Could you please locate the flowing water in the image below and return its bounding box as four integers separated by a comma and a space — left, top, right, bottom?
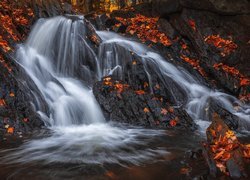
97, 31, 250, 131
0, 15, 250, 178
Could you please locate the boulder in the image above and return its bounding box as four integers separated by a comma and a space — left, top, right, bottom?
204, 113, 249, 178
93, 78, 197, 130
152, 0, 181, 16
152, 0, 250, 16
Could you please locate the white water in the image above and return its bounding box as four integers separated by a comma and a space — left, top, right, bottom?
97, 31, 250, 132
1, 16, 167, 165
2, 15, 249, 165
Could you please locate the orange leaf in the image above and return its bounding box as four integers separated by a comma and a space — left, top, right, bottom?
7, 127, 14, 134
169, 119, 177, 127
144, 107, 150, 113
188, 19, 196, 31
221, 152, 231, 161
0, 99, 6, 106
161, 108, 168, 115
180, 167, 190, 174
214, 149, 225, 160
240, 78, 250, 86
216, 162, 227, 173
135, 90, 145, 95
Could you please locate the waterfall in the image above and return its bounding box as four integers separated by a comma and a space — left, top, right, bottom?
1, 16, 167, 165
17, 16, 104, 126
2, 15, 249, 165
96, 31, 250, 131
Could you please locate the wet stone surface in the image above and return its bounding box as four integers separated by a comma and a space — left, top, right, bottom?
94, 78, 197, 130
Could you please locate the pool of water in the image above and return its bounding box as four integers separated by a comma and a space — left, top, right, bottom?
0, 126, 208, 180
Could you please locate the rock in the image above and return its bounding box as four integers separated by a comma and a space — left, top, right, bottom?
93, 78, 197, 130
157, 18, 176, 39
152, 0, 250, 16
167, 8, 250, 97
0, 0, 58, 136
204, 113, 248, 178
208, 99, 239, 130
207, 0, 250, 15
152, 0, 181, 16
226, 159, 242, 178
32, 0, 72, 18
0, 55, 45, 135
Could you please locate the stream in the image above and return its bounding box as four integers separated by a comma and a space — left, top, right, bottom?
0, 15, 249, 179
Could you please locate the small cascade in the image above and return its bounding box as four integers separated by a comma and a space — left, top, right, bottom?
2, 16, 166, 165
97, 31, 250, 130
2, 15, 249, 166
17, 16, 104, 126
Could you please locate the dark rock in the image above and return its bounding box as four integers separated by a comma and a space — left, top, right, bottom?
208, 99, 239, 130
204, 114, 248, 178
167, 8, 250, 96
157, 18, 176, 39
0, 53, 45, 135
32, 0, 72, 18
93, 79, 197, 130
152, 0, 250, 16
180, 0, 250, 15
226, 159, 242, 178
152, 0, 181, 16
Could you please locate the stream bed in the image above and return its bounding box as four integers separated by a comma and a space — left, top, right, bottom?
0, 126, 207, 180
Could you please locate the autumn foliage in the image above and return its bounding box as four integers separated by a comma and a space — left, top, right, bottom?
180, 55, 206, 76
115, 14, 172, 46
188, 19, 196, 31
103, 77, 129, 95
214, 63, 250, 87
0, 0, 34, 72
206, 114, 250, 175
204, 35, 237, 57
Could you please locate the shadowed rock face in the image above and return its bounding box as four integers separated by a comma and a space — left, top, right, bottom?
0, 51, 46, 136
152, 0, 250, 92
204, 114, 249, 178
153, 0, 250, 15
93, 79, 197, 130
0, 0, 73, 136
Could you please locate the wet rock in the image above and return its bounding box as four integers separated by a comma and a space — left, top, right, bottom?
166, 8, 250, 97
157, 18, 176, 39
93, 79, 196, 130
152, 0, 250, 16
208, 99, 239, 130
0, 54, 45, 136
32, 0, 72, 18
0, 0, 57, 136
226, 159, 242, 178
204, 113, 249, 178
152, 0, 181, 16
181, 0, 250, 15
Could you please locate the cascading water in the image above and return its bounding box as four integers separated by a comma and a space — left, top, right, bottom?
1, 15, 249, 166
1, 16, 167, 165
96, 31, 250, 131
17, 16, 104, 126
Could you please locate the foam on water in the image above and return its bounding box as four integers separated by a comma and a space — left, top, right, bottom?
2, 15, 249, 165
97, 31, 250, 132
1, 16, 167, 165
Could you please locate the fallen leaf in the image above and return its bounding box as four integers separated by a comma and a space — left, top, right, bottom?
169, 119, 177, 127
7, 127, 14, 134
144, 107, 150, 113
161, 108, 168, 115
